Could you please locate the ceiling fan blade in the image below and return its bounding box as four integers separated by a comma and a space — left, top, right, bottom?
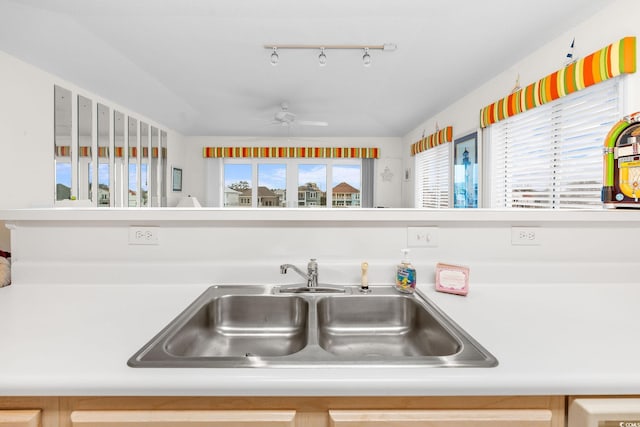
297, 120, 329, 127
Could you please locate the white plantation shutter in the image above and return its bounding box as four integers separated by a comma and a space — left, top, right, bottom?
415, 143, 450, 208
490, 77, 621, 209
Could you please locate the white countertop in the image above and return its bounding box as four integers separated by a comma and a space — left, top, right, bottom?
1, 281, 639, 396
2, 207, 638, 224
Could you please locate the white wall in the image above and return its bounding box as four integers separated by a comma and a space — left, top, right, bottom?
402, 0, 640, 207
0, 50, 53, 210
0, 49, 186, 249
8, 212, 640, 286
183, 136, 404, 208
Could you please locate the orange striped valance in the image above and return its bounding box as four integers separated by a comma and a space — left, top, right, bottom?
203, 146, 380, 159
480, 36, 636, 128
55, 146, 166, 158
410, 126, 453, 156
55, 146, 71, 157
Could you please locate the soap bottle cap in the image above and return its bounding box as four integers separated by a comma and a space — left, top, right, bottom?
401, 248, 411, 264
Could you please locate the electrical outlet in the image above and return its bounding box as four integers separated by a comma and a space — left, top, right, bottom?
511, 227, 540, 246
407, 226, 438, 247
129, 226, 159, 245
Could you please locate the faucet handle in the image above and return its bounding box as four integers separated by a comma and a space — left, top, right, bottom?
307, 258, 318, 287
360, 261, 371, 293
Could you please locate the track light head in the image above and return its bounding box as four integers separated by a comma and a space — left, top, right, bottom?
362, 48, 372, 67
318, 47, 327, 66
270, 47, 279, 66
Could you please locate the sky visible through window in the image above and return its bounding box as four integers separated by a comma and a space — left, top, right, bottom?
298, 164, 326, 191
57, 163, 112, 188
224, 164, 252, 188
332, 164, 360, 190
140, 164, 148, 192
224, 163, 361, 192
258, 164, 285, 190
56, 163, 71, 187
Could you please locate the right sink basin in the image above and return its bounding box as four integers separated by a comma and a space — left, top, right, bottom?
317, 295, 461, 357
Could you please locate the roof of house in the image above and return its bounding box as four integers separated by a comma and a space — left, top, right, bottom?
224, 187, 241, 194
332, 182, 359, 194
298, 182, 323, 192
241, 186, 279, 197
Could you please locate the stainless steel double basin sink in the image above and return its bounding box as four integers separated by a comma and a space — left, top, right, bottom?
128, 284, 497, 368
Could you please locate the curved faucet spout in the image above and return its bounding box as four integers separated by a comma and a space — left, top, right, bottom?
280, 263, 305, 277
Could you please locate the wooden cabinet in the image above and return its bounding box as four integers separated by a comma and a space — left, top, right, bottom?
0, 396, 566, 427
329, 409, 553, 427
0, 399, 56, 427
70, 410, 295, 427
0, 410, 41, 427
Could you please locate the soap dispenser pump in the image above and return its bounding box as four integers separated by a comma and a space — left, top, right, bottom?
395, 249, 416, 293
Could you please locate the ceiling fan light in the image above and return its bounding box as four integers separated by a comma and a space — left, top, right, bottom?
318, 48, 327, 66
270, 48, 279, 66
362, 48, 372, 67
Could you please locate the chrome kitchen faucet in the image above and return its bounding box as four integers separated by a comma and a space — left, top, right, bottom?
280, 258, 318, 287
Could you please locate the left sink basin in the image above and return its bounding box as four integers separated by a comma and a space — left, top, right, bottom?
165, 295, 309, 358
128, 285, 311, 367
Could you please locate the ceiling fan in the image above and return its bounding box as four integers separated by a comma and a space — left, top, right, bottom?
271, 102, 328, 127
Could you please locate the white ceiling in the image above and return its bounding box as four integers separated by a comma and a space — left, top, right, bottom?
0, 0, 610, 138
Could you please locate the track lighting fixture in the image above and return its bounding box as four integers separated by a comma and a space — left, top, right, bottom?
265, 43, 396, 67
362, 47, 372, 67
270, 47, 279, 66
318, 47, 327, 66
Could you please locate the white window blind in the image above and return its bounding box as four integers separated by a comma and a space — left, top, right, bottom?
415, 143, 450, 208
490, 77, 621, 209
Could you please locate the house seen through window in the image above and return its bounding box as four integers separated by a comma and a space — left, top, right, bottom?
223, 160, 362, 208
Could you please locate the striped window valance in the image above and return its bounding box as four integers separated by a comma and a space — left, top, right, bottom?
480, 36, 636, 128
203, 146, 380, 159
55, 146, 71, 157
410, 126, 453, 156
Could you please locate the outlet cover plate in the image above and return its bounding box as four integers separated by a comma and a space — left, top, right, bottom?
511, 227, 540, 246
129, 226, 159, 245
407, 226, 438, 247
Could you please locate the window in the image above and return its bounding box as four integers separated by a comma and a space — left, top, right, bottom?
53, 85, 168, 207
298, 164, 327, 208
224, 163, 251, 207
128, 162, 138, 207
332, 164, 361, 208
55, 161, 71, 200
54, 85, 72, 201
97, 103, 111, 207
415, 143, 450, 208
489, 78, 621, 209
453, 133, 478, 208
258, 163, 286, 207
220, 159, 365, 208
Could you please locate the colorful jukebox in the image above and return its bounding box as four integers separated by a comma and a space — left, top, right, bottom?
602, 112, 640, 207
